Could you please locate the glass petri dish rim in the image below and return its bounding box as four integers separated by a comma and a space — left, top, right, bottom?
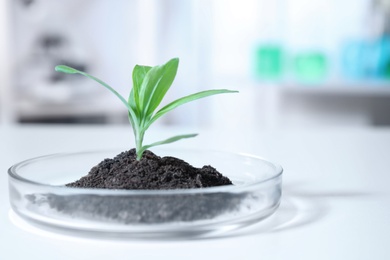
8, 148, 283, 196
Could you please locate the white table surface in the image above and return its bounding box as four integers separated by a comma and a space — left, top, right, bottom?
1, 125, 389, 260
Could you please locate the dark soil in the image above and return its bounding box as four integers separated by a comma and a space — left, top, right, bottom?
66, 149, 233, 190
27, 191, 244, 224
26, 149, 244, 224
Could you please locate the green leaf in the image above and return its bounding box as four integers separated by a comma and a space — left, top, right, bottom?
55, 65, 128, 107
146, 89, 238, 128
131, 65, 152, 112
55, 65, 139, 128
55, 65, 79, 74
128, 89, 139, 118
139, 58, 179, 120
137, 133, 198, 159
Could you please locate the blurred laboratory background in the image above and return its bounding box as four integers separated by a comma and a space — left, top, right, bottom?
0, 0, 390, 128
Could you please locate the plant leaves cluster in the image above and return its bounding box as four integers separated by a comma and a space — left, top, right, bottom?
55, 58, 237, 160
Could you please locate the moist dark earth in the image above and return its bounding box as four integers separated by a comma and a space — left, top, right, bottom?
66, 149, 233, 190
27, 149, 245, 224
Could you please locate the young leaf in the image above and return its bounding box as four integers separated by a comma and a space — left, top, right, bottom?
131, 65, 152, 112
139, 58, 179, 119
128, 89, 138, 114
146, 89, 238, 128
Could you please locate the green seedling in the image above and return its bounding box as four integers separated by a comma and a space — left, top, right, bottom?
55, 58, 237, 160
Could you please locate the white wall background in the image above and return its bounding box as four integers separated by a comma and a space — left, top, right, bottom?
0, 0, 12, 124
2, 0, 389, 128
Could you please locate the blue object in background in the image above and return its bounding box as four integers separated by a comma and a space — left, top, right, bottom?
341, 40, 369, 79
376, 36, 390, 79
342, 36, 390, 80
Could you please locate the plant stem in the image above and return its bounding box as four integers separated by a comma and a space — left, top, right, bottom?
135, 131, 145, 160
